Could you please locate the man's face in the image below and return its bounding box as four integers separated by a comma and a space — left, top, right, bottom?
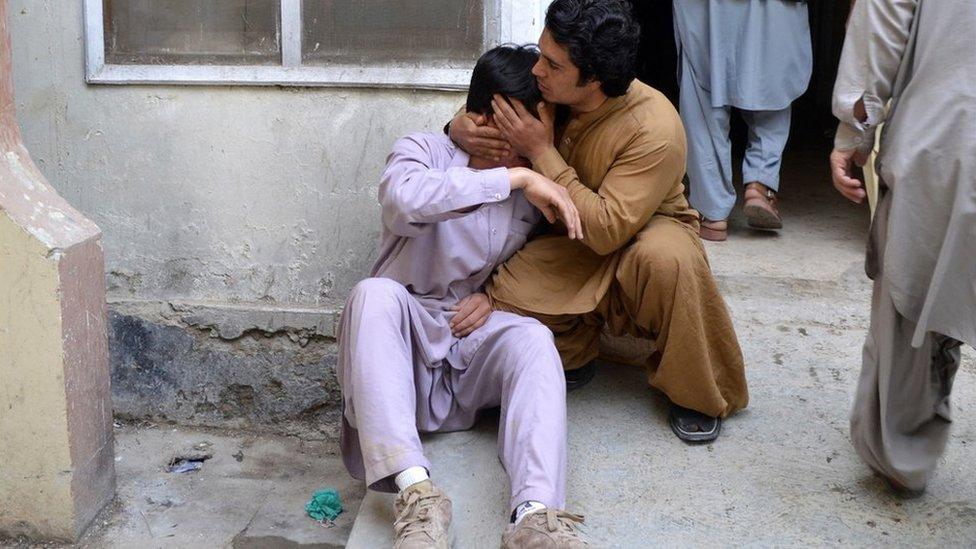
532, 28, 600, 106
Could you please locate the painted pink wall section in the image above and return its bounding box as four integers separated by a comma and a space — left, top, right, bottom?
0, 0, 115, 541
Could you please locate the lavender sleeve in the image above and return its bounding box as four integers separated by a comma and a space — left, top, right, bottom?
379, 135, 511, 237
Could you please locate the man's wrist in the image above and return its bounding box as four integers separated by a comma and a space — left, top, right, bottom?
447, 113, 467, 146
531, 146, 568, 184
507, 168, 526, 190
527, 144, 557, 166
447, 116, 459, 142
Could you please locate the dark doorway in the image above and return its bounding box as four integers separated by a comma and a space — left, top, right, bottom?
630, 2, 679, 105
802, 1, 856, 134
628, 1, 854, 142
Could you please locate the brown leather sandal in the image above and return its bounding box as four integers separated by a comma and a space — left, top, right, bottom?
743, 182, 783, 230
699, 217, 728, 242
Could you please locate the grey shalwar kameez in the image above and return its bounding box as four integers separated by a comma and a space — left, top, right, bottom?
674, 0, 812, 220
833, 0, 976, 490
338, 132, 569, 510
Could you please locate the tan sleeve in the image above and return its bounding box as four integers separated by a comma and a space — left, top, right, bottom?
533, 135, 683, 256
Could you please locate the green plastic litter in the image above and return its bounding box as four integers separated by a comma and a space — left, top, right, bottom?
305, 489, 343, 522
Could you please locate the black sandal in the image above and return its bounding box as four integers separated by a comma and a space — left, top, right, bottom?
669, 403, 721, 443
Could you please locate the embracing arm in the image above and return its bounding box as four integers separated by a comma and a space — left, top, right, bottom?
379, 135, 511, 237
380, 135, 581, 240
487, 95, 680, 255
532, 136, 684, 256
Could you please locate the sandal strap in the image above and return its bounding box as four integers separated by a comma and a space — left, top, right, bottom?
746, 182, 776, 199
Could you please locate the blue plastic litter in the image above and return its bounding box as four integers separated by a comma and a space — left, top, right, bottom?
167, 459, 204, 473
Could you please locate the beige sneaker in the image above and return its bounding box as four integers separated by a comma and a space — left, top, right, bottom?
501, 509, 587, 548
393, 480, 453, 549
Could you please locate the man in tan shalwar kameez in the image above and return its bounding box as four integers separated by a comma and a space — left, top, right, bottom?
831, 0, 975, 491
451, 0, 748, 442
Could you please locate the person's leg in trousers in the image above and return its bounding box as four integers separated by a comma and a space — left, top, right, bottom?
740, 107, 791, 229
678, 45, 735, 225
337, 277, 432, 489
612, 216, 749, 418
740, 107, 792, 193
850, 272, 962, 492
451, 312, 568, 511
489, 301, 603, 374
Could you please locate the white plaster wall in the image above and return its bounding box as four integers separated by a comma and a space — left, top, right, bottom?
9, 0, 483, 309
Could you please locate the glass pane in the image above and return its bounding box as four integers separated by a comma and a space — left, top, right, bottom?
302, 0, 484, 66
104, 0, 280, 65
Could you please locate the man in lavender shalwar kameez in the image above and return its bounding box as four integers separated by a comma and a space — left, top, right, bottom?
337, 45, 588, 548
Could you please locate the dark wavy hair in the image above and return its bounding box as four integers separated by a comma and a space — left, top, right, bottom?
466, 44, 542, 118
545, 0, 641, 97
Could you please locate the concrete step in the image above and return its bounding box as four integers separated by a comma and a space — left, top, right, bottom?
50, 426, 366, 548
346, 422, 510, 548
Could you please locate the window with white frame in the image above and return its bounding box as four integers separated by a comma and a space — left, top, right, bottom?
85, 0, 546, 89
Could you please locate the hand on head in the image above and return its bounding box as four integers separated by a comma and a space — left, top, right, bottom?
491, 95, 556, 163
450, 112, 511, 162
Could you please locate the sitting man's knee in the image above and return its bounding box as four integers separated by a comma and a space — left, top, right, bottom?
348, 277, 410, 315
351, 277, 407, 301
521, 322, 556, 349
504, 321, 563, 376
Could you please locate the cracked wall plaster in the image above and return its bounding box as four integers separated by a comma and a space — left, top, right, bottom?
10, 0, 467, 307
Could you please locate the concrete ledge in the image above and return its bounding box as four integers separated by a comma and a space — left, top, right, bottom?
170, 300, 339, 343
104, 298, 656, 440
103, 271, 868, 442
107, 301, 343, 441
